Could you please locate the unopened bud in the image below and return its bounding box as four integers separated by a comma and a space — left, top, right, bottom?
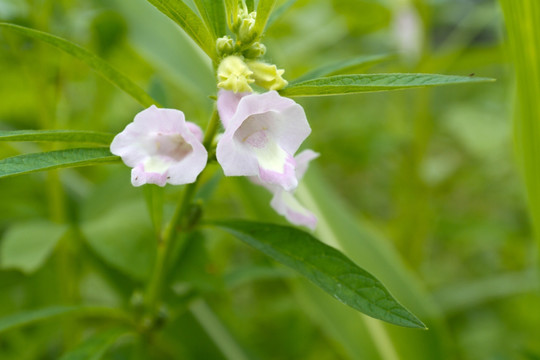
247, 61, 288, 90
216, 36, 234, 56
243, 42, 266, 59
217, 55, 254, 93
238, 11, 257, 43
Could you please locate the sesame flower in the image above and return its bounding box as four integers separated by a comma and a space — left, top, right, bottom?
216, 90, 311, 191
110, 105, 207, 187
253, 150, 319, 230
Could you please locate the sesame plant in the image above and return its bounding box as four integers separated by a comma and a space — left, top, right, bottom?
0, 0, 518, 358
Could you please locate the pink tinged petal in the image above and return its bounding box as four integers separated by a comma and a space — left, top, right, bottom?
294, 149, 320, 180
216, 91, 311, 187
258, 151, 298, 191
110, 105, 208, 187
271, 189, 317, 230
217, 90, 249, 129
131, 164, 168, 187
186, 122, 203, 142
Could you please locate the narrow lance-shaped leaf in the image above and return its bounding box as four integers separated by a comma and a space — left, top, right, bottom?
211, 220, 426, 328
267, 0, 298, 29
291, 54, 392, 84
280, 73, 494, 97
245, 0, 255, 12
254, 0, 278, 36
0, 148, 120, 179
224, 0, 239, 30
0, 130, 114, 145
0, 23, 157, 108
499, 0, 540, 253
59, 328, 131, 360
0, 306, 129, 334
145, 0, 216, 60
193, 0, 227, 38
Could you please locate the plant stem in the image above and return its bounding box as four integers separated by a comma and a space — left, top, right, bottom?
145, 108, 221, 313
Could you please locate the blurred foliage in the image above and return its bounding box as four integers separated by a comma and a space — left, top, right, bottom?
0, 0, 538, 359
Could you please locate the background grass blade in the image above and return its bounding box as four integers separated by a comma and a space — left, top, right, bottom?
58, 328, 131, 360
146, 0, 216, 60
499, 0, 540, 252
0, 148, 120, 179
280, 73, 494, 97
291, 54, 391, 83
0, 23, 157, 108
190, 300, 251, 360
0, 130, 114, 145
254, 0, 278, 36
211, 220, 426, 329
193, 0, 227, 38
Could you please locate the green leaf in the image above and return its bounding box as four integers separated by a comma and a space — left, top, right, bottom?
59, 328, 130, 360
280, 73, 495, 97
291, 54, 391, 83
0, 306, 128, 334
0, 23, 157, 108
1, 220, 68, 273
193, 0, 227, 38
210, 220, 426, 329
254, 0, 278, 36
81, 201, 156, 281
0, 148, 120, 179
145, 0, 216, 60
0, 130, 114, 145
499, 0, 540, 254
0, 306, 79, 333
245, 0, 255, 12
224, 0, 239, 29
267, 0, 297, 29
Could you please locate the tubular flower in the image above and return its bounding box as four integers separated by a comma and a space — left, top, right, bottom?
110, 105, 207, 187
216, 90, 311, 191
253, 150, 319, 230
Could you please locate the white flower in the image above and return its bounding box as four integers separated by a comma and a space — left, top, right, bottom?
216, 90, 311, 191
110, 105, 207, 187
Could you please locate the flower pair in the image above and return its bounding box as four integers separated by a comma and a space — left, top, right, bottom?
110, 90, 317, 229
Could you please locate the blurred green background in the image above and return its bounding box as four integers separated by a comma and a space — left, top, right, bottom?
1, 0, 538, 359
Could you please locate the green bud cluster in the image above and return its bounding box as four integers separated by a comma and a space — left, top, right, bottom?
215, 3, 288, 93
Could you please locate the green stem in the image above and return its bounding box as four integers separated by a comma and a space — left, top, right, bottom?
203, 109, 221, 149
145, 108, 221, 313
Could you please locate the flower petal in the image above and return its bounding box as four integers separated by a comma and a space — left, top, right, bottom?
250, 149, 319, 229
294, 149, 320, 181
270, 189, 317, 230
217, 90, 248, 129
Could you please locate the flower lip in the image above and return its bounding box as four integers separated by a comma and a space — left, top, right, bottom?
110, 105, 208, 187
251, 149, 320, 230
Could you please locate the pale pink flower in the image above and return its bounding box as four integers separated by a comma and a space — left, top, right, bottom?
110, 105, 207, 187
216, 90, 311, 191
253, 150, 319, 230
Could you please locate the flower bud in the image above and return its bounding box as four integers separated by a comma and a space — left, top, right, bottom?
217, 55, 255, 93
238, 11, 257, 43
216, 35, 234, 56
246, 61, 288, 90
243, 42, 266, 59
